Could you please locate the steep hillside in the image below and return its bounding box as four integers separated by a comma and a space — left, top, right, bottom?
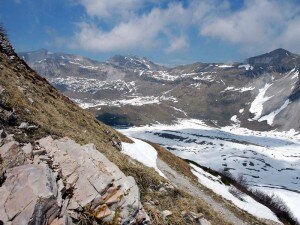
20, 49, 300, 132
0, 27, 265, 225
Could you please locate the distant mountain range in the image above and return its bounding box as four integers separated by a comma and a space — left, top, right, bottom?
19, 48, 300, 131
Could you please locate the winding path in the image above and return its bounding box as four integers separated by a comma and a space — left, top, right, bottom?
157, 158, 251, 225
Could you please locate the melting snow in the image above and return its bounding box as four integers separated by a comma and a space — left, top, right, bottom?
258, 100, 290, 125
217, 64, 233, 68
118, 119, 300, 222
72, 96, 160, 109
291, 71, 299, 80
223, 86, 255, 92
249, 83, 272, 120
191, 164, 280, 223
121, 137, 165, 177
238, 64, 253, 71
230, 115, 239, 123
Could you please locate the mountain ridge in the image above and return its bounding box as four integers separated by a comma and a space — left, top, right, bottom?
1, 25, 274, 225
19, 47, 300, 69
19, 47, 300, 131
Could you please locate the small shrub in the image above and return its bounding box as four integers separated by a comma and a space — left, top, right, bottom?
250, 190, 297, 225
218, 170, 297, 224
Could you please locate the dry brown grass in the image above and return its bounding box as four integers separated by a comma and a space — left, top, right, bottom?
147, 141, 271, 225
147, 141, 197, 180
0, 52, 260, 225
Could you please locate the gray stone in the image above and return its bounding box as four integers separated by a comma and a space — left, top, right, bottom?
0, 163, 60, 225
19, 122, 29, 129
32, 149, 46, 156
198, 218, 211, 225
22, 143, 33, 156
162, 210, 173, 219
0, 141, 19, 156
28, 98, 34, 105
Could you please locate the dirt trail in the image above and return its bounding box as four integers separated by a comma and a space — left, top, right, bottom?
157, 158, 250, 225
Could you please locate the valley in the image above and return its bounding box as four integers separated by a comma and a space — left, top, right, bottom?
118, 119, 300, 222
19, 48, 300, 224
2, 1, 300, 224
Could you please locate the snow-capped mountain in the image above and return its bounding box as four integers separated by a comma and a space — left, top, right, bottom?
19, 48, 300, 132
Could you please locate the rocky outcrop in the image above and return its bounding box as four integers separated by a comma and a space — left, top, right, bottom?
0, 132, 149, 225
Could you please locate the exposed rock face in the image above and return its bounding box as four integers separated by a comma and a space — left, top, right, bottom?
0, 133, 149, 225
0, 163, 60, 225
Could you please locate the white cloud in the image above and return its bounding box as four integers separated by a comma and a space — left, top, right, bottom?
165, 35, 189, 53
74, 2, 191, 52
73, 0, 300, 54
200, 0, 300, 53
78, 0, 141, 20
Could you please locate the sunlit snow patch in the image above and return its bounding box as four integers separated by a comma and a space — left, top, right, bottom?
217, 64, 233, 68
258, 99, 290, 125
121, 137, 166, 178
190, 164, 280, 223
238, 64, 253, 70
249, 83, 272, 120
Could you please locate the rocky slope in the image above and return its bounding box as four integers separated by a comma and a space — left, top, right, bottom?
20, 48, 300, 132
0, 26, 150, 225
0, 134, 148, 224
1, 26, 266, 225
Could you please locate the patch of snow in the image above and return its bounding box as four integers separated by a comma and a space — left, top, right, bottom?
50, 77, 136, 93
239, 108, 244, 113
218, 64, 233, 68
230, 115, 239, 123
139, 70, 145, 76
291, 71, 299, 80
255, 187, 300, 223
249, 83, 272, 120
72, 96, 160, 109
193, 74, 214, 82
121, 137, 165, 177
36, 59, 46, 63
223, 86, 255, 92
191, 164, 280, 223
238, 64, 253, 70
258, 100, 290, 125
171, 106, 187, 116
159, 95, 178, 103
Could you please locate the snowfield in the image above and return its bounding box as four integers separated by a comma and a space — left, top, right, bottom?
119, 119, 300, 222
121, 137, 166, 178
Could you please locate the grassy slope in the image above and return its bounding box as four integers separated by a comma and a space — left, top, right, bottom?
148, 141, 273, 225
0, 49, 234, 224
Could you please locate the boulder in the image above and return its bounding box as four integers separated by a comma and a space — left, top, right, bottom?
0, 163, 60, 225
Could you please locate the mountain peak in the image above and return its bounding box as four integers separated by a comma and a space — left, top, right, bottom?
107, 54, 161, 70
268, 48, 292, 57
247, 48, 298, 67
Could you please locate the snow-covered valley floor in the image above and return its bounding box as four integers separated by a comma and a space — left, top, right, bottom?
118, 119, 300, 223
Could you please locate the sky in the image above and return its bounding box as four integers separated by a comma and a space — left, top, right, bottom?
0, 0, 300, 65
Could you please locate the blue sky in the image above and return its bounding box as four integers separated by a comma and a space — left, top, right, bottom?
1, 0, 300, 65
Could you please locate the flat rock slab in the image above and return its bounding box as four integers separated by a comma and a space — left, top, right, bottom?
0, 135, 149, 224
0, 163, 60, 225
